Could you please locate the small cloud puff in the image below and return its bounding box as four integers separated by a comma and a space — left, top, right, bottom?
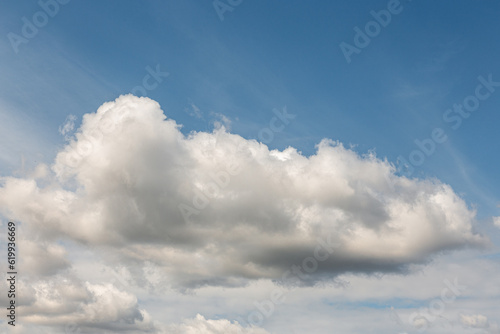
460, 314, 489, 328
58, 114, 77, 138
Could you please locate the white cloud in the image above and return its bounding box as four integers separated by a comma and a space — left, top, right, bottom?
19, 278, 156, 333
211, 112, 232, 130
460, 314, 489, 328
185, 103, 203, 119
20, 239, 71, 277
0, 95, 487, 291
493, 216, 500, 228
165, 314, 270, 334
59, 114, 77, 138
30, 163, 49, 179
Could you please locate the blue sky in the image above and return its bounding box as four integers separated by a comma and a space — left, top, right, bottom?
1, 1, 500, 333
2, 1, 500, 217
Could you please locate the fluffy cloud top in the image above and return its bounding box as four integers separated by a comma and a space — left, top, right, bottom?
0, 95, 487, 289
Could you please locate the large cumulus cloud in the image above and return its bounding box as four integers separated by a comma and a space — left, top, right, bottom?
0, 95, 487, 289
